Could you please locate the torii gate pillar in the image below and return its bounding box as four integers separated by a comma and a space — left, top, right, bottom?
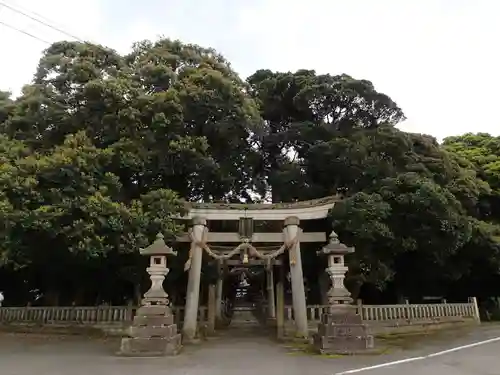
182, 217, 206, 341
284, 216, 308, 338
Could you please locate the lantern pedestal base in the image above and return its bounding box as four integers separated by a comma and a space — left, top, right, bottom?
313, 308, 374, 355
118, 305, 181, 357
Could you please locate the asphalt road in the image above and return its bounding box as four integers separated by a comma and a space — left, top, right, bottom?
339, 339, 500, 375
335, 325, 500, 375
1, 325, 499, 375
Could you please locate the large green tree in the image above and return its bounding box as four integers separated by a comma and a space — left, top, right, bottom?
2, 40, 262, 203
444, 133, 500, 220
0, 132, 184, 304
246, 68, 499, 301
0, 38, 264, 304
1, 37, 500, 307
247, 70, 405, 202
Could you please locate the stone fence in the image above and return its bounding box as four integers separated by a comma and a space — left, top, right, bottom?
0, 298, 479, 327
285, 298, 480, 324
0, 305, 207, 326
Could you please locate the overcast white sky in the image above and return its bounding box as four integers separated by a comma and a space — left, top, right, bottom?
0, 0, 498, 141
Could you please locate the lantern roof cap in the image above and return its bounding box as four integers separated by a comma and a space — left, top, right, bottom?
317, 231, 354, 255
140, 233, 177, 256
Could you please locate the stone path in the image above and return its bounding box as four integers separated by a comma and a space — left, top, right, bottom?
1, 325, 500, 375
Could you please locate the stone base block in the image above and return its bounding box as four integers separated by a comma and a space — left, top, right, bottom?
135, 305, 171, 317
133, 314, 174, 326
320, 311, 362, 324
317, 323, 369, 337
313, 311, 374, 355
119, 334, 181, 357
118, 303, 181, 357
128, 324, 178, 338
313, 333, 374, 355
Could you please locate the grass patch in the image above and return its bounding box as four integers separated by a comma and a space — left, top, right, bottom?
374, 324, 476, 351
281, 336, 392, 358
283, 342, 393, 358
281, 324, 477, 358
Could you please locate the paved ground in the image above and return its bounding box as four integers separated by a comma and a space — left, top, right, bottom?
357, 340, 500, 375
1, 325, 500, 375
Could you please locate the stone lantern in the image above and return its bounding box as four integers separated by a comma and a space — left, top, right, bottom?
119, 233, 182, 357
313, 230, 374, 354
317, 230, 355, 310
140, 233, 177, 304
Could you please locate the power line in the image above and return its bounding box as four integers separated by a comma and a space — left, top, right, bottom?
4, 0, 68, 35
0, 1, 116, 58
0, 1, 83, 42
0, 19, 50, 44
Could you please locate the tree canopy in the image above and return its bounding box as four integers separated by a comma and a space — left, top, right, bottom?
1, 38, 499, 307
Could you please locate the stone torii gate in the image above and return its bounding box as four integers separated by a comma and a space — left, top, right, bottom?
175, 196, 340, 341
